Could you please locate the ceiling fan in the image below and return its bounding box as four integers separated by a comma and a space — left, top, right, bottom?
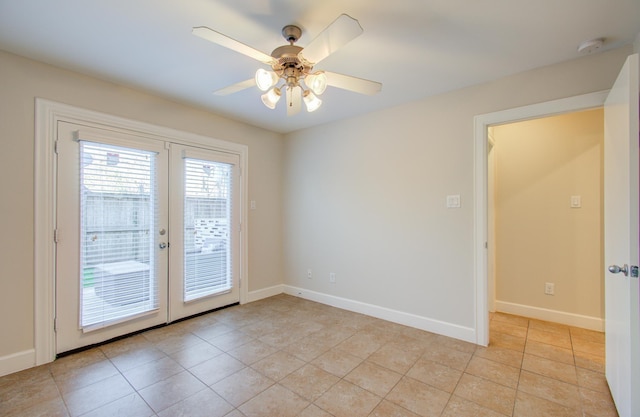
192, 14, 382, 115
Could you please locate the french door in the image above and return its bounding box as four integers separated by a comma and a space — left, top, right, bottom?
55, 122, 240, 353
168, 144, 240, 322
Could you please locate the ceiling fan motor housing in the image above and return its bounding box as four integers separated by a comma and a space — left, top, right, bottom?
270, 44, 312, 86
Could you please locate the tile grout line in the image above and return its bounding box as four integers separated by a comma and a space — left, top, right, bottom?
568, 326, 588, 417
509, 316, 530, 417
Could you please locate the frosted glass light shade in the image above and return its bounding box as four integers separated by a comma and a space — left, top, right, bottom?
261, 87, 281, 109
304, 71, 327, 95
303, 90, 322, 112
255, 68, 278, 91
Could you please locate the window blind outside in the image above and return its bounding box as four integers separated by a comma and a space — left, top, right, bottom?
183, 158, 233, 302
80, 141, 159, 330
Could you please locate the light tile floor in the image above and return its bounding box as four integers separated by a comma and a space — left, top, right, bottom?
0, 295, 618, 416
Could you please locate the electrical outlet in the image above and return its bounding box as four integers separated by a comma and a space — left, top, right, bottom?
307, 269, 312, 279
329, 272, 336, 283
544, 282, 555, 295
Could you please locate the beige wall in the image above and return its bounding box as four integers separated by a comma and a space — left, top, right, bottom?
283, 46, 630, 330
0, 50, 285, 358
492, 110, 604, 320
0, 43, 633, 366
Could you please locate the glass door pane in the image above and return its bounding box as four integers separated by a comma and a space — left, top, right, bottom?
79, 142, 159, 330
183, 158, 233, 301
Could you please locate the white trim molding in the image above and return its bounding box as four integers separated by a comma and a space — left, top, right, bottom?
247, 284, 285, 303
0, 350, 35, 378
495, 301, 604, 332
34, 98, 249, 366
473, 91, 609, 346
245, 284, 476, 343
283, 286, 476, 343
34, 99, 58, 366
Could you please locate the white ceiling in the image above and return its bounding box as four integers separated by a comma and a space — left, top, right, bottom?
1, 0, 638, 133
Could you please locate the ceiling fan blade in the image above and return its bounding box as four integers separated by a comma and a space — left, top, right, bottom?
213, 78, 256, 96
193, 26, 276, 65
286, 86, 302, 116
325, 71, 382, 95
299, 14, 363, 65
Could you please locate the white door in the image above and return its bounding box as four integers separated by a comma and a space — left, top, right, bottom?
168, 144, 241, 322
56, 122, 241, 353
56, 122, 169, 353
603, 53, 640, 417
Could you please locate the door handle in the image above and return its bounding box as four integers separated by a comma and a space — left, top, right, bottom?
608, 264, 628, 276
608, 264, 639, 278
159, 242, 167, 249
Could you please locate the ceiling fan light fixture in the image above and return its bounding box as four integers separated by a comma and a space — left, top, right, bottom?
255, 68, 278, 91
194, 14, 381, 117
261, 87, 281, 109
305, 71, 328, 95
303, 90, 322, 112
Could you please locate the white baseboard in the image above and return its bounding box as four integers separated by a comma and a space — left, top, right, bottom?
495, 300, 604, 331
246, 284, 285, 303
284, 285, 476, 343
2, 286, 479, 377
0, 349, 35, 377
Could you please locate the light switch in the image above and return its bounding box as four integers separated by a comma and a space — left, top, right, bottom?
570, 196, 581, 208
250, 200, 256, 210
446, 195, 461, 208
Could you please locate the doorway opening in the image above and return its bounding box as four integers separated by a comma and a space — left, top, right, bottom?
473, 91, 609, 346
486, 110, 606, 363
488, 109, 604, 330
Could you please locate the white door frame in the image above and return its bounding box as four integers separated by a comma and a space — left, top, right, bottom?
473, 91, 608, 346
34, 99, 249, 365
